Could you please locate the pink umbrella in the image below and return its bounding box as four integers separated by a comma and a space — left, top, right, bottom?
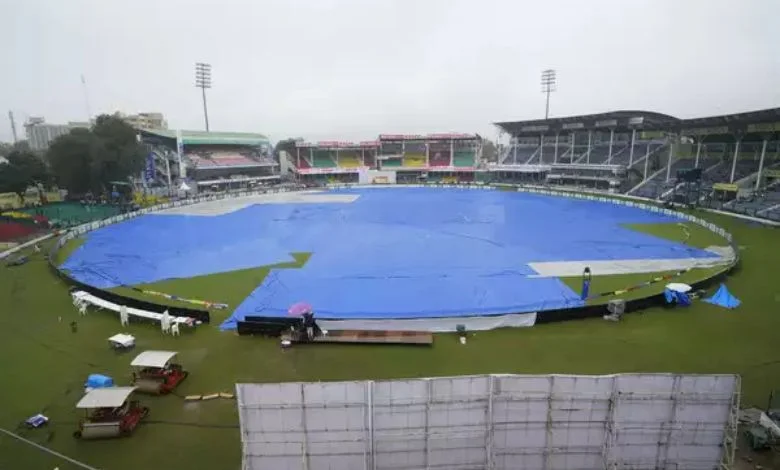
288, 302, 313, 317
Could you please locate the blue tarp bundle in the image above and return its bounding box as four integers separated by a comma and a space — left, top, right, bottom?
664, 289, 691, 306
704, 284, 741, 309
85, 374, 113, 389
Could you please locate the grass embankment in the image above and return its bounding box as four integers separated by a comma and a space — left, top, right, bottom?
0, 212, 777, 470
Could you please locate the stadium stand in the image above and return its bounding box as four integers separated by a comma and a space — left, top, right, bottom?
402, 154, 426, 167
381, 158, 403, 168
312, 149, 336, 168
187, 150, 266, 169
502, 146, 537, 165
337, 151, 362, 168
380, 141, 403, 155
453, 141, 477, 167
362, 149, 377, 168
402, 142, 426, 168
296, 154, 312, 169
429, 143, 451, 167
493, 108, 780, 222
138, 129, 278, 192
453, 150, 476, 167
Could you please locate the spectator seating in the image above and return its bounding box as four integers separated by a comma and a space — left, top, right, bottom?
429, 144, 451, 167
536, 146, 558, 163
402, 153, 426, 168
503, 146, 537, 165
705, 159, 759, 184
363, 151, 376, 168
188, 151, 267, 169
337, 152, 361, 168
580, 146, 611, 164
380, 143, 403, 155
453, 149, 475, 167
296, 155, 312, 169
312, 150, 336, 168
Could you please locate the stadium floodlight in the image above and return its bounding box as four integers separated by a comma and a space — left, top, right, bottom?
195, 62, 212, 132
540, 69, 557, 120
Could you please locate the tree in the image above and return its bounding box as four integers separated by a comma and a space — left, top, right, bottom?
47, 114, 145, 195
47, 128, 97, 195
0, 150, 50, 204
481, 139, 498, 162
90, 114, 145, 189
0, 142, 12, 158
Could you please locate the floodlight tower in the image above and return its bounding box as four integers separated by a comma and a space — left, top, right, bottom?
195, 63, 212, 132
540, 69, 557, 119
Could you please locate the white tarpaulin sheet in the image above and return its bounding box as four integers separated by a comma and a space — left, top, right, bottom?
236, 373, 739, 470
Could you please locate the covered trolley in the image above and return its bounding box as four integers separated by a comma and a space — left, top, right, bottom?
130, 350, 188, 395
74, 386, 148, 440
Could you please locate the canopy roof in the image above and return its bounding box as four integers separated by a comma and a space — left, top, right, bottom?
76, 386, 137, 409
495, 110, 678, 136
140, 129, 269, 146
131, 350, 178, 368
496, 108, 780, 140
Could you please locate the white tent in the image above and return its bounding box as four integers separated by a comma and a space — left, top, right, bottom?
179, 181, 191, 192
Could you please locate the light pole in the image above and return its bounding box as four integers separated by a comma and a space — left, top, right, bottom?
540, 69, 557, 120
195, 63, 212, 131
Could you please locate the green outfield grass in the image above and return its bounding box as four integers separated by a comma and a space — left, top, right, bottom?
559, 220, 732, 304
0, 209, 778, 470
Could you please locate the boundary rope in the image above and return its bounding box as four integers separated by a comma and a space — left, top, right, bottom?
0, 427, 101, 470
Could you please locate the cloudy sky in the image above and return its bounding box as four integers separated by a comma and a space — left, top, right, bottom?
2, 0, 779, 143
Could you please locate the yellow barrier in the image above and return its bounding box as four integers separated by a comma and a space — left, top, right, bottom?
184, 392, 235, 401
133, 192, 170, 207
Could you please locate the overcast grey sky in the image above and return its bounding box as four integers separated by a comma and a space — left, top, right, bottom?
2, 0, 779, 143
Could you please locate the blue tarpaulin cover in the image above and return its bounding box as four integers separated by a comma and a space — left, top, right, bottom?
664, 289, 691, 306
58, 188, 720, 328
85, 374, 114, 389
704, 284, 741, 309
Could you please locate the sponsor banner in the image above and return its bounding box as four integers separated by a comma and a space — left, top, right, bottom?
521, 125, 549, 132
379, 134, 425, 141
426, 133, 478, 140
297, 141, 378, 149
317, 141, 358, 148
379, 134, 478, 141
713, 183, 739, 192
747, 122, 780, 133
296, 167, 365, 175
640, 131, 664, 140
425, 166, 477, 172
144, 153, 155, 182
684, 126, 729, 136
